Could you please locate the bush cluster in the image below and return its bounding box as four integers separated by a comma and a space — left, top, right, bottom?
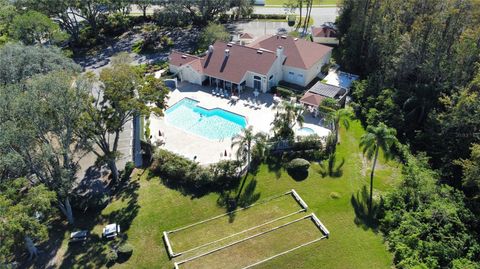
250, 14, 287, 20
117, 243, 133, 257
269, 136, 325, 161
151, 149, 241, 193
286, 158, 310, 172
153, 8, 192, 27
273, 86, 294, 98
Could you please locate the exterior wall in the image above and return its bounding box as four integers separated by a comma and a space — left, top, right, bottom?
313, 37, 339, 45
169, 64, 179, 74
305, 50, 332, 85
265, 54, 285, 91
171, 64, 204, 85
282, 50, 332, 87
244, 71, 268, 92
282, 66, 308, 86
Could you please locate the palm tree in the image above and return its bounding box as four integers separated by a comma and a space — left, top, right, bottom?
271, 101, 304, 140
359, 122, 398, 213
322, 108, 351, 144
231, 126, 266, 171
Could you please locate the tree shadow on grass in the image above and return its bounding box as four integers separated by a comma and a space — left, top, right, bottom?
58, 178, 140, 268
286, 168, 309, 181
217, 175, 261, 223
318, 153, 345, 178
350, 185, 383, 232
266, 156, 283, 179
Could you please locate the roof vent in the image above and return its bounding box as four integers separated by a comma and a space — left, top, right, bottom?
256, 49, 263, 54
227, 42, 234, 47
225, 49, 230, 57
208, 45, 214, 53
281, 35, 287, 39
181, 55, 187, 59
294, 38, 298, 41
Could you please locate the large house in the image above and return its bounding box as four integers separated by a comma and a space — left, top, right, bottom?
168, 35, 332, 94
311, 23, 339, 45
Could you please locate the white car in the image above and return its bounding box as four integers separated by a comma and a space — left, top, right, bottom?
102, 223, 120, 239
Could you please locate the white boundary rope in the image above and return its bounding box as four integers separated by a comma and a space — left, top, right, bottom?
241, 235, 328, 269
168, 190, 293, 234
311, 212, 330, 237
175, 214, 312, 266
163, 231, 180, 258
291, 189, 309, 210
178, 208, 306, 256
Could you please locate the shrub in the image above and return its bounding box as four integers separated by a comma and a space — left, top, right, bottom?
105, 249, 118, 264
117, 243, 133, 257
153, 7, 192, 27
285, 158, 310, 181
151, 149, 241, 193
274, 86, 294, 98
250, 14, 286, 20
132, 40, 144, 54
102, 13, 131, 36
209, 160, 242, 189
286, 158, 310, 171
330, 192, 341, 199
122, 161, 135, 181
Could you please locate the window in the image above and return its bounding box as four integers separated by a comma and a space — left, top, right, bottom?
254, 75, 261, 80
269, 75, 274, 80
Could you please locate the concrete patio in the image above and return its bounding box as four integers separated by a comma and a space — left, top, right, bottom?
149, 82, 330, 165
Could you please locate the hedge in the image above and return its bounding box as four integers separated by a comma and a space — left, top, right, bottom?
151, 149, 241, 193
286, 158, 310, 172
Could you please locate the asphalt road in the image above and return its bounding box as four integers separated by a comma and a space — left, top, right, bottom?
254, 7, 339, 24
129, 5, 339, 25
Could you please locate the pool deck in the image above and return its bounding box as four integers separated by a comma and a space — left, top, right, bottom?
150, 82, 330, 165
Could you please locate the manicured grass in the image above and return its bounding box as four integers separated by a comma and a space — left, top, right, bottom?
168, 193, 302, 254
178, 217, 322, 269
265, 0, 338, 6
53, 118, 399, 268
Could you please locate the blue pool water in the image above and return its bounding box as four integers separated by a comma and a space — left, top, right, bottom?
165, 98, 247, 140
297, 127, 315, 136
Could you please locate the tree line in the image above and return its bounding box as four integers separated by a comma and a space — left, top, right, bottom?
0, 44, 169, 262
0, 0, 254, 45
337, 0, 480, 267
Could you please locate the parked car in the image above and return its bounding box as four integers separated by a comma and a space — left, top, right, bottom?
69, 230, 89, 244
102, 223, 120, 239
277, 27, 288, 35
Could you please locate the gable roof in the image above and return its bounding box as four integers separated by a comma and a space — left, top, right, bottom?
240, 32, 254, 39
169, 41, 277, 84
312, 27, 337, 38
169, 51, 201, 68
201, 41, 276, 83
249, 35, 332, 70
299, 91, 326, 107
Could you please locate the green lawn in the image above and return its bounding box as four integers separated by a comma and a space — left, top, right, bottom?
264, 0, 339, 6
52, 119, 400, 268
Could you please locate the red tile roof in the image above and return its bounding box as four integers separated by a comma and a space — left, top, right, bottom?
169, 41, 277, 84
299, 91, 326, 107
249, 35, 332, 69
312, 27, 337, 38
169, 51, 201, 68
240, 32, 254, 39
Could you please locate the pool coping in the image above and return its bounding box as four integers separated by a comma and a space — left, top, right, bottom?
165, 97, 249, 142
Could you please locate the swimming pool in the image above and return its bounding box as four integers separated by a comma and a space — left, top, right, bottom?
165, 98, 247, 140
297, 127, 316, 136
